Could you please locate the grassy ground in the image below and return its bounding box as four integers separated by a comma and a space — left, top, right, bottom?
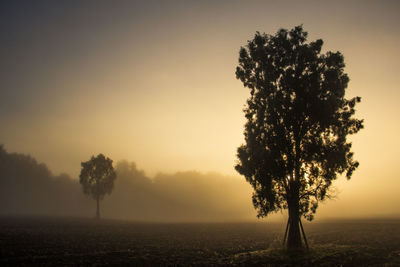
0, 216, 399, 266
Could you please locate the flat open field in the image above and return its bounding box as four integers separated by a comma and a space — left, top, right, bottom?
0, 216, 399, 266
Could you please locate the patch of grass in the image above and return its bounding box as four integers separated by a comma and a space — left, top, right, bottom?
231, 244, 398, 266
0, 217, 399, 266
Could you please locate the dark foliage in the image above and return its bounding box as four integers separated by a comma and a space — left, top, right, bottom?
79, 154, 116, 218
0, 145, 92, 215
235, 25, 363, 248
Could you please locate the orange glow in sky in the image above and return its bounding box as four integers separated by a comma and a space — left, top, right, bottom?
1, 0, 399, 219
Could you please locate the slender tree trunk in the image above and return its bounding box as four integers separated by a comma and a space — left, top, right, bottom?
96, 195, 100, 219
286, 147, 303, 250
95, 179, 100, 219
287, 205, 302, 250
287, 188, 302, 250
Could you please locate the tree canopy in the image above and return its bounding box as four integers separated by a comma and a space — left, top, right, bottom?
79, 154, 116, 218
235, 25, 363, 249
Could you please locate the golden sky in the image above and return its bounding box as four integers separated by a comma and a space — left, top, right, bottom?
0, 0, 399, 218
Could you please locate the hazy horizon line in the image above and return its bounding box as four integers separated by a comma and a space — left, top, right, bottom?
1, 143, 242, 180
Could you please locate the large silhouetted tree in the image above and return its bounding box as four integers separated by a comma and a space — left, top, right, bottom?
79, 154, 116, 219
235, 25, 363, 250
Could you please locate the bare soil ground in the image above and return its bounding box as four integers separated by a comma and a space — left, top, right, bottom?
0, 216, 399, 266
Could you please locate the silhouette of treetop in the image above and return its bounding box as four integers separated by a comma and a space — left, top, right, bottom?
79, 153, 116, 219
235, 25, 363, 249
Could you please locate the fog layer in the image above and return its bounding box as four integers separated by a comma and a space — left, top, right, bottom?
0, 145, 256, 222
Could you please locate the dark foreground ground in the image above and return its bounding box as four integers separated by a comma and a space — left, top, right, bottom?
0, 216, 399, 266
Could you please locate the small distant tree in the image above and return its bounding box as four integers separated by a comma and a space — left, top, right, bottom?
79, 154, 116, 219
235, 25, 363, 250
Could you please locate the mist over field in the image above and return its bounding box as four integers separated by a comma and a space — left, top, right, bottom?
0, 145, 256, 222
1, 0, 399, 223
2, 144, 399, 223
1, 0, 400, 265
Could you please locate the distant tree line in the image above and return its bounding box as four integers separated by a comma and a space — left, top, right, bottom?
0, 145, 254, 221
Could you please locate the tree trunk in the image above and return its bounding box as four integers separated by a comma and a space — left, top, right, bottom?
287, 199, 302, 250
286, 150, 303, 250
96, 196, 100, 219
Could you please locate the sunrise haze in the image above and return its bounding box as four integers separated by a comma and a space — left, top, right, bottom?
0, 0, 399, 220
